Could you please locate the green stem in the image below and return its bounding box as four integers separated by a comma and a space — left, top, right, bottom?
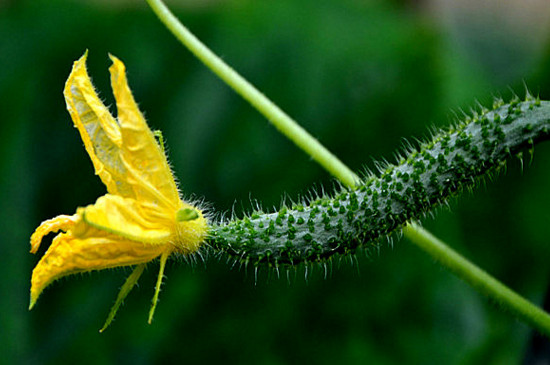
145, 0, 359, 188
404, 222, 550, 336
146, 0, 550, 336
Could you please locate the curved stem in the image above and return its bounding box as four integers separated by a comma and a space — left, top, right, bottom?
145, 0, 360, 188
404, 223, 550, 336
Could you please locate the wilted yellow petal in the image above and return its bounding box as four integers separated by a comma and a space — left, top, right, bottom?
79, 194, 172, 244
64, 52, 130, 197
64, 53, 182, 211
30, 214, 78, 254
30, 227, 168, 309
109, 55, 181, 207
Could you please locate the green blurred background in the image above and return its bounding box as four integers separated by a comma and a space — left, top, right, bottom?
2, 0, 550, 363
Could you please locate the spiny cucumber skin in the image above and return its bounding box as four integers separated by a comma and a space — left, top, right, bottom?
209, 99, 550, 266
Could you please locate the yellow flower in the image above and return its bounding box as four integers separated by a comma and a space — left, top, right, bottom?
30, 52, 208, 331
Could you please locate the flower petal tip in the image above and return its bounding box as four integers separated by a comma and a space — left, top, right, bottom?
29, 296, 36, 311
108, 53, 120, 64
74, 50, 88, 68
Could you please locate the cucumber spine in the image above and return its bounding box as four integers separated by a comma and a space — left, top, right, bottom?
208, 98, 550, 266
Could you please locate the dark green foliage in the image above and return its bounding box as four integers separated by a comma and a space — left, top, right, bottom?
209, 98, 550, 265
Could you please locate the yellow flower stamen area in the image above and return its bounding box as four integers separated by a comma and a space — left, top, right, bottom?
176, 207, 199, 222
29, 52, 209, 329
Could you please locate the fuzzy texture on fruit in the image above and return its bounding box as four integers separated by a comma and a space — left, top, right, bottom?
208, 98, 550, 267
